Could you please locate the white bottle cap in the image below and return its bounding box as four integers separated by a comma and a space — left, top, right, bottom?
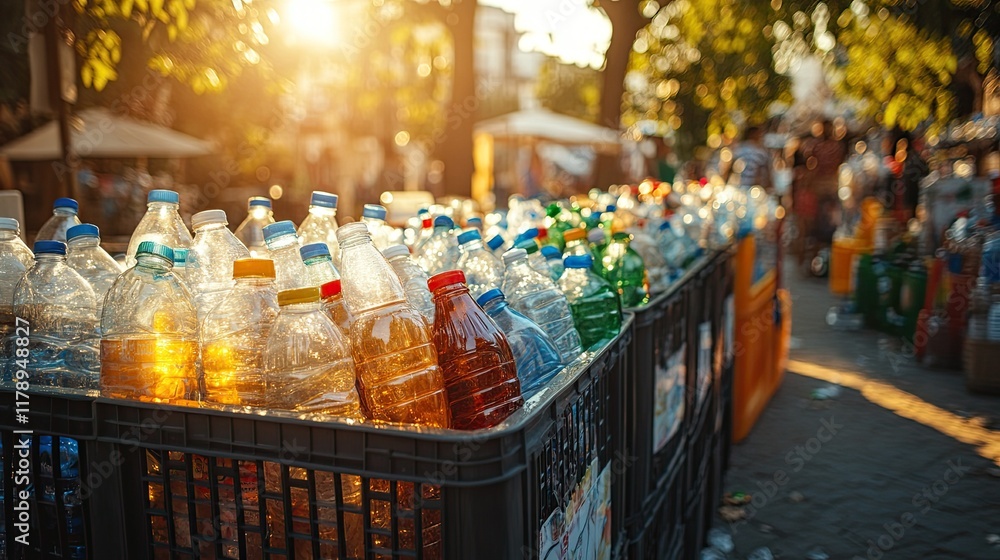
192, 209, 228, 230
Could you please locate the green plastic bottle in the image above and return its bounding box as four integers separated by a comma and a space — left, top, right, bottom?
599, 232, 649, 307
558, 255, 623, 348
544, 203, 572, 251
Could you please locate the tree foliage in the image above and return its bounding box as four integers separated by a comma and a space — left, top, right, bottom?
536, 58, 601, 122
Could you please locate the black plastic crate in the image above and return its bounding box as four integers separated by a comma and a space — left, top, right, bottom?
88, 317, 631, 559
684, 392, 715, 512
618, 447, 684, 560
682, 468, 708, 560
620, 266, 695, 544
0, 389, 122, 559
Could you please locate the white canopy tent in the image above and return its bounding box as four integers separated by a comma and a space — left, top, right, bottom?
475, 107, 621, 154
0, 107, 214, 160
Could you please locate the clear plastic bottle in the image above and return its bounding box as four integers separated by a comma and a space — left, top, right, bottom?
320, 279, 353, 335
297, 191, 341, 263
541, 245, 564, 281
429, 271, 523, 429
476, 288, 563, 400
0, 217, 34, 267
415, 215, 460, 275
413, 207, 434, 248
300, 242, 341, 288
13, 241, 99, 388
361, 204, 393, 250
587, 227, 608, 267
558, 255, 623, 348
264, 286, 364, 418
201, 258, 280, 407
125, 190, 193, 267
465, 216, 483, 230
261, 221, 310, 292
627, 227, 670, 293
187, 210, 251, 322
35, 198, 83, 244
516, 239, 553, 280
501, 248, 582, 363
514, 227, 539, 246
599, 232, 650, 307
101, 241, 199, 402
0, 227, 27, 375
234, 197, 275, 259
455, 229, 504, 299
171, 248, 189, 285
486, 233, 506, 256
336, 222, 450, 427
382, 244, 436, 323
65, 224, 123, 321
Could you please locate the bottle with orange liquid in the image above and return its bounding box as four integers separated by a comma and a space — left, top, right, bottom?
100, 241, 199, 403
320, 279, 353, 335
336, 221, 450, 427
428, 270, 523, 429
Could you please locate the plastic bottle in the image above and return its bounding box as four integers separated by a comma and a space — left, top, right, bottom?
65, 224, 123, 321
599, 232, 649, 307
413, 207, 434, 248
171, 248, 189, 284
428, 271, 522, 429
465, 216, 483, 230
455, 229, 504, 299
562, 228, 591, 259
361, 204, 393, 250
187, 210, 251, 322
297, 191, 341, 263
558, 255, 623, 348
101, 241, 199, 402
234, 197, 275, 258
261, 221, 310, 292
320, 279, 353, 335
300, 242, 341, 288
336, 222, 450, 427
35, 198, 82, 244
201, 258, 280, 407
516, 239, 553, 280
486, 233, 506, 256
476, 288, 563, 400
0, 217, 34, 267
540, 245, 564, 281
125, 190, 193, 267
627, 227, 670, 293
501, 248, 582, 362
544, 203, 573, 251
13, 241, 99, 388
381, 244, 436, 324
588, 227, 608, 271
415, 215, 460, 275
264, 286, 364, 417
514, 227, 539, 246
0, 229, 27, 375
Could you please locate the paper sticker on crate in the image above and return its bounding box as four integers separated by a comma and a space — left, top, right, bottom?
537, 459, 611, 560
653, 344, 685, 454
697, 322, 712, 408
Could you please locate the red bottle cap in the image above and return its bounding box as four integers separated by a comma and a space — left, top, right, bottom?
427, 270, 466, 292
320, 279, 342, 299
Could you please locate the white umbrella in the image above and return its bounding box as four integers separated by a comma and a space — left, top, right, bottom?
0, 107, 214, 160
476, 107, 621, 154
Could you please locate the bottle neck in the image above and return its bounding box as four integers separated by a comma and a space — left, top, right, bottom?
265, 234, 298, 250
432, 283, 470, 301
0, 231, 19, 241
147, 202, 179, 212
135, 254, 172, 272
34, 253, 66, 265
564, 267, 589, 280
249, 207, 272, 220
68, 237, 101, 249
304, 255, 332, 266
310, 206, 337, 217
194, 222, 228, 234
338, 232, 373, 250
482, 297, 507, 313
53, 208, 77, 217
279, 301, 322, 313
235, 277, 275, 287
461, 241, 485, 252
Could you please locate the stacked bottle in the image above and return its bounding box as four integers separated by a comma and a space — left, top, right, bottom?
65, 224, 123, 320
234, 197, 275, 258
297, 191, 341, 263
455, 229, 504, 299
126, 190, 192, 267
35, 198, 82, 243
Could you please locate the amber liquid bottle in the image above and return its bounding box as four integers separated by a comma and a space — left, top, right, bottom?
429, 270, 523, 430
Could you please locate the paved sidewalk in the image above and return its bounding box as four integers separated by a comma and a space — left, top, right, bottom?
710, 268, 1000, 559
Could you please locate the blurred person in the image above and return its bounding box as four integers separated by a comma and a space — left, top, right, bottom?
879, 127, 927, 222
795, 120, 846, 270
724, 126, 772, 190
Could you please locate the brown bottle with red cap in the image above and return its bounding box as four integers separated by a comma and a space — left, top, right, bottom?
428, 270, 523, 429
320, 279, 353, 335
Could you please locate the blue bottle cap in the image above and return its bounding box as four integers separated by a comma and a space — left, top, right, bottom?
300, 242, 331, 261
658, 221, 673, 232
434, 215, 454, 228
516, 228, 539, 243
466, 217, 483, 226
476, 288, 505, 307
564, 255, 593, 269
457, 229, 482, 245
249, 197, 272, 209
362, 204, 387, 220
34, 240, 67, 255
605, 204, 617, 213
147, 190, 179, 204
66, 224, 99, 241
541, 245, 561, 260
135, 241, 174, 263
53, 197, 79, 213
310, 191, 339, 209
486, 234, 504, 251
173, 248, 188, 266
262, 220, 297, 242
